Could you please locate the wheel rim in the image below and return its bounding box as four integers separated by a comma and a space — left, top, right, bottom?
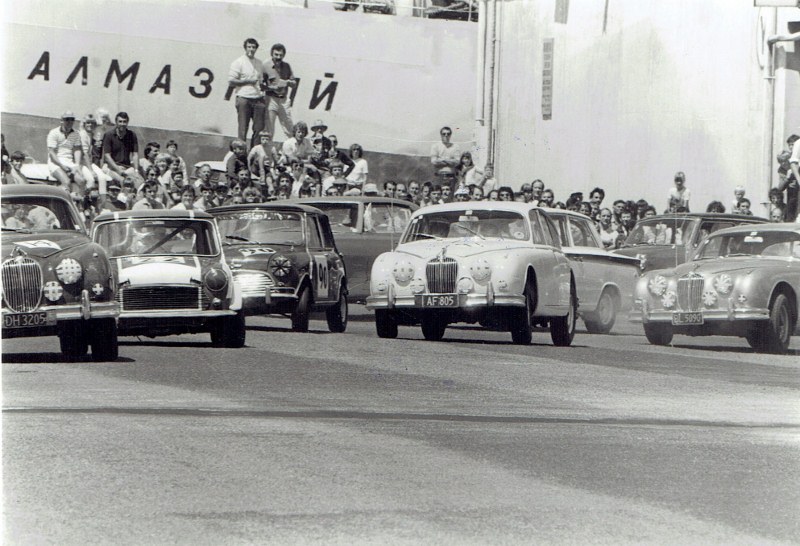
340, 295, 348, 323
776, 304, 789, 342
597, 292, 614, 325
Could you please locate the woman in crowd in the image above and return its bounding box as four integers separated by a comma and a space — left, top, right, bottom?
458, 151, 478, 188
597, 208, 619, 249
346, 143, 368, 188
497, 186, 514, 201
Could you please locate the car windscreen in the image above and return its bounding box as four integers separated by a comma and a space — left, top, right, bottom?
2, 196, 82, 232
695, 230, 800, 259
302, 203, 359, 234
622, 217, 694, 247
214, 210, 304, 246
403, 209, 529, 242
94, 219, 220, 257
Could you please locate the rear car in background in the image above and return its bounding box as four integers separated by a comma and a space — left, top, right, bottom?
546, 209, 640, 333
1, 185, 119, 360
91, 210, 246, 347
209, 203, 348, 333
632, 223, 800, 353
614, 213, 768, 273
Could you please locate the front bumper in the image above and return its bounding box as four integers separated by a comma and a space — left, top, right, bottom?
119, 309, 236, 319
2, 299, 119, 328
630, 306, 770, 324
366, 292, 525, 310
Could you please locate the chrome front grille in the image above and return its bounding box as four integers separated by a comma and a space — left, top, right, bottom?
426, 257, 458, 293
234, 271, 275, 298
677, 273, 704, 312
2, 257, 43, 312
117, 286, 208, 311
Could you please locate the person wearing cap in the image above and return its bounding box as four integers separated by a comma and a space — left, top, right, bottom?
309, 120, 332, 156
430, 126, 461, 173
102, 111, 143, 189
264, 43, 297, 140
437, 166, 457, 193
47, 111, 87, 195
454, 185, 471, 202
668, 171, 691, 212
321, 159, 348, 195
363, 183, 379, 196
97, 181, 127, 212
228, 38, 266, 148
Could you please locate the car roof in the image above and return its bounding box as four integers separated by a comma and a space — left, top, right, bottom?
0, 184, 73, 199
639, 213, 769, 222
707, 222, 800, 236
285, 196, 418, 209
93, 209, 214, 222
541, 209, 594, 221
411, 201, 545, 215
207, 202, 324, 215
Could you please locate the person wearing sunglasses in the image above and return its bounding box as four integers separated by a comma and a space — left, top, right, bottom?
430, 125, 461, 174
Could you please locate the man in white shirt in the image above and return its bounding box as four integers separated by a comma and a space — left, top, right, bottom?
430, 126, 461, 174
228, 38, 266, 148
47, 111, 87, 195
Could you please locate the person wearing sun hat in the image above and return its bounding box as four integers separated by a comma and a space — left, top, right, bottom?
46, 110, 87, 195
309, 119, 332, 157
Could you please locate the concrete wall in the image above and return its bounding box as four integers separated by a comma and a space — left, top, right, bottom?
492, 0, 775, 215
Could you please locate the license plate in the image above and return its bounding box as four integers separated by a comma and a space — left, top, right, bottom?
3, 311, 51, 328
672, 311, 703, 325
416, 294, 459, 308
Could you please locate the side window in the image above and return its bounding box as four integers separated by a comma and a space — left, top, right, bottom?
551, 215, 570, 246
528, 211, 547, 245
306, 216, 323, 249
317, 215, 336, 249
542, 215, 562, 250
571, 218, 600, 248
697, 221, 734, 246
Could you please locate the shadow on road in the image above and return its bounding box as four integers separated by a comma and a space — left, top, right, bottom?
1, 352, 135, 364
670, 343, 799, 356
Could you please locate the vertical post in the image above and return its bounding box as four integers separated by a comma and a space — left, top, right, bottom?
762, 8, 778, 218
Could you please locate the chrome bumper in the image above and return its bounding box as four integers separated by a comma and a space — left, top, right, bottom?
119, 309, 236, 319
2, 299, 119, 328
630, 307, 771, 324
366, 292, 525, 310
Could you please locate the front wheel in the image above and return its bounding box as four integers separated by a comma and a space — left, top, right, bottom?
550, 282, 577, 346
375, 309, 398, 338
759, 293, 795, 354
326, 287, 348, 333
584, 290, 617, 334
291, 285, 311, 332
643, 323, 673, 346
420, 312, 447, 341
89, 318, 119, 361
510, 281, 534, 345
59, 321, 89, 359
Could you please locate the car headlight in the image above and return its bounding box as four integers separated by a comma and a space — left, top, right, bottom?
457, 277, 474, 294
661, 290, 677, 309
203, 268, 228, 294
702, 289, 717, 307
648, 275, 667, 296
469, 259, 491, 283
714, 274, 733, 295
56, 258, 82, 284
392, 260, 414, 284
270, 255, 292, 277
636, 253, 647, 271
410, 278, 426, 294
43, 281, 63, 302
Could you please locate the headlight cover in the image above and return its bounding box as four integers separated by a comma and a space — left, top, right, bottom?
468, 259, 491, 283
43, 281, 63, 302
648, 275, 667, 296
702, 289, 718, 307
56, 258, 82, 285
661, 290, 677, 309
270, 255, 292, 277
204, 268, 228, 293
714, 274, 733, 295
392, 260, 415, 284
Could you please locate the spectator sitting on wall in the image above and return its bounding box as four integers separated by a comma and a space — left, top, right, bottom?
345, 143, 368, 189
7, 151, 29, 185
102, 111, 144, 189
668, 171, 690, 212
280, 121, 314, 165
48, 111, 87, 196
165, 140, 189, 182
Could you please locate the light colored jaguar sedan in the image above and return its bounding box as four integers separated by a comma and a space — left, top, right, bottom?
366, 202, 577, 345
632, 223, 800, 353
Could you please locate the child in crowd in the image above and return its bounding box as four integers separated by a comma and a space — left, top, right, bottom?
731, 185, 746, 213
165, 140, 188, 182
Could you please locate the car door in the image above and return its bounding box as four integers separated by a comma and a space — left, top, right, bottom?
560, 215, 602, 310
318, 214, 346, 301
305, 214, 334, 303
529, 210, 569, 313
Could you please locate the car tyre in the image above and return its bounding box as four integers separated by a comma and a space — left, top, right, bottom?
584, 289, 617, 334
510, 280, 534, 345
421, 311, 447, 341
223, 311, 247, 348
291, 285, 311, 332
326, 286, 348, 333
550, 280, 577, 346
59, 321, 89, 359
643, 323, 673, 346
90, 318, 119, 362
375, 309, 398, 338
759, 293, 794, 354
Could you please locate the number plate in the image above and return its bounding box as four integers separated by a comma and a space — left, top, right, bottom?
3, 311, 52, 329
672, 311, 703, 325
416, 294, 459, 308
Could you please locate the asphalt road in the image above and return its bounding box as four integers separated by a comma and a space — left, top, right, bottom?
3, 307, 799, 545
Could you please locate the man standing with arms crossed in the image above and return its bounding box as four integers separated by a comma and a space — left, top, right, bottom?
264, 43, 297, 140
229, 38, 267, 149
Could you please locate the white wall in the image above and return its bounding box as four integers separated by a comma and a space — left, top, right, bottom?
492, 0, 775, 215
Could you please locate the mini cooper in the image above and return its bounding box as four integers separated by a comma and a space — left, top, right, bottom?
209, 203, 348, 333
632, 223, 800, 353
365, 202, 576, 345
91, 210, 246, 347
1, 185, 119, 360
547, 209, 640, 334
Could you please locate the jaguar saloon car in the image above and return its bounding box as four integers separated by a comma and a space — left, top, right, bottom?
91, 210, 246, 347
287, 196, 417, 302
209, 203, 348, 333
546, 209, 640, 333
1, 185, 119, 361
632, 223, 800, 353
614, 213, 768, 273
365, 202, 577, 345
